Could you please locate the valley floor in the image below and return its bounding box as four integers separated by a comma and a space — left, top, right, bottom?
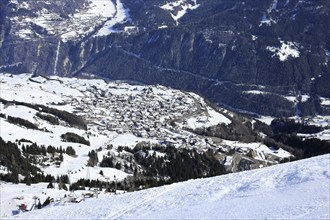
6, 154, 329, 220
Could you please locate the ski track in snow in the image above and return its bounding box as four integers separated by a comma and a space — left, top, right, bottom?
106, 185, 176, 219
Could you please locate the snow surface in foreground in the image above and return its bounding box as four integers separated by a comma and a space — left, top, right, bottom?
16, 154, 330, 219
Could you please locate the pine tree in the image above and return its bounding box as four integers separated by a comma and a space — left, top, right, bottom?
47, 181, 54, 189
43, 197, 51, 207
12, 170, 19, 184
41, 145, 47, 156
25, 175, 32, 185
66, 146, 76, 156
37, 200, 42, 209
115, 162, 122, 170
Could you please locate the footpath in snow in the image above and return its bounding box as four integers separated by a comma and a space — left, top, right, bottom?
14, 154, 330, 219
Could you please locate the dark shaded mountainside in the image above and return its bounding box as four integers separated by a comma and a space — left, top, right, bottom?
0, 0, 329, 117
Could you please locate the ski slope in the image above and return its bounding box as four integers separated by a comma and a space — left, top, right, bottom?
15, 154, 330, 219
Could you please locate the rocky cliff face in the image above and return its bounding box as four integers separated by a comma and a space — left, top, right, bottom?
0, 0, 329, 117
0, 0, 9, 48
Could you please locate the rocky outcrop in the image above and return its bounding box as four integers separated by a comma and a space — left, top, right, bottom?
0, 0, 9, 49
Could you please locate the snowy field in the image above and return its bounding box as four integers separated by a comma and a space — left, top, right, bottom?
8, 154, 330, 219
185, 106, 231, 130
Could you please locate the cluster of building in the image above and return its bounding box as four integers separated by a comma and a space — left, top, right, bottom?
61, 80, 290, 171
70, 83, 210, 149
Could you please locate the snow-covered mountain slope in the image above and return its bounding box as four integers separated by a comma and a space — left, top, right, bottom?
14, 154, 330, 219
1, 73, 329, 218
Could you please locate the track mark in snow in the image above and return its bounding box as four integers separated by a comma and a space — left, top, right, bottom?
106, 186, 175, 219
